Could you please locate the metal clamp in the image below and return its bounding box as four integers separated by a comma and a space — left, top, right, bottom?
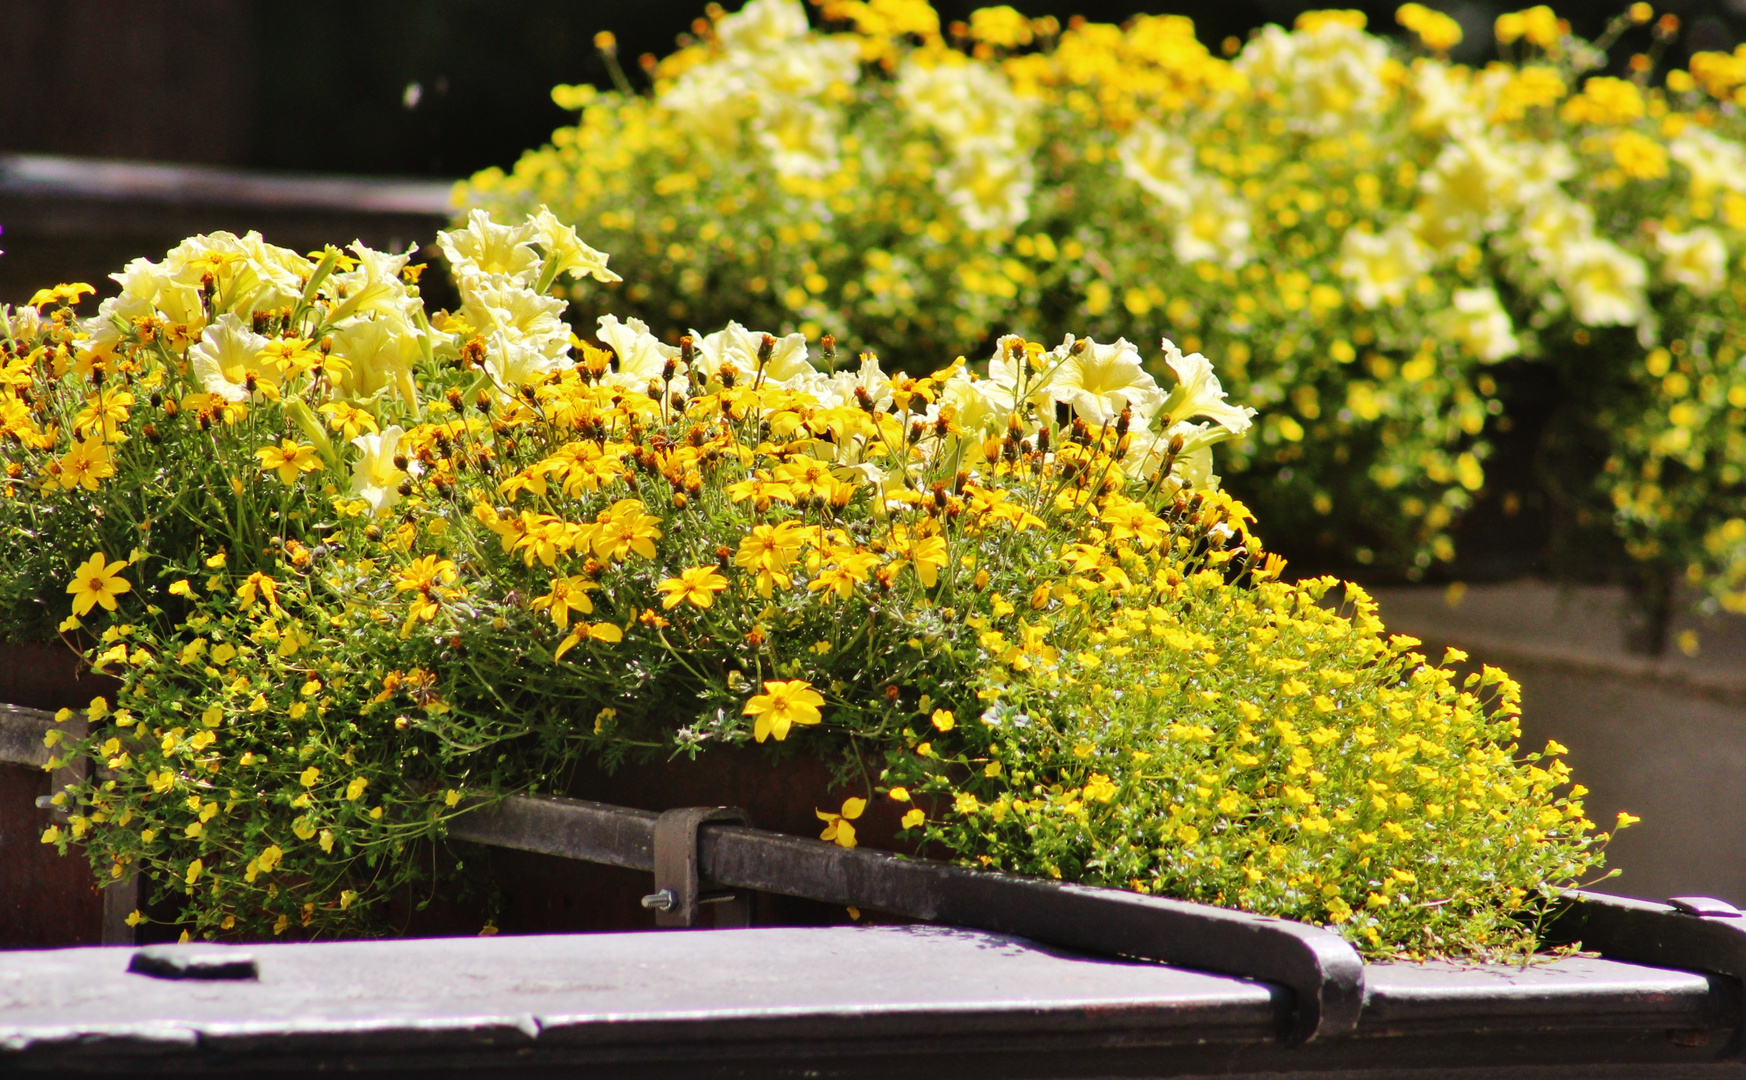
453, 795, 1364, 1042
1550, 890, 1746, 1055
643, 806, 752, 929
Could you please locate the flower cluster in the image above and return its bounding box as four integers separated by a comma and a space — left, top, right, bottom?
464, 1, 1746, 619
4, 213, 1613, 956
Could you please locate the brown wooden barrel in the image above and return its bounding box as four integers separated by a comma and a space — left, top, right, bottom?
3, 640, 915, 943
0, 642, 117, 949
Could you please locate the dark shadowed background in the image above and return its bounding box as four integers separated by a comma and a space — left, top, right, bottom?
3, 0, 1744, 179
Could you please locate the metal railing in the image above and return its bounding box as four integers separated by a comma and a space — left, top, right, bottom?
8, 699, 1746, 1053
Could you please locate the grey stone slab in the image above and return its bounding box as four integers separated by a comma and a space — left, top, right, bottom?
0, 926, 1283, 1058
1360, 956, 1729, 1029
0, 704, 54, 770
3, 927, 1743, 1077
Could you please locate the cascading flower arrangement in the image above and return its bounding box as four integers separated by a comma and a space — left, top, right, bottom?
465, 0, 1746, 630
3, 208, 1622, 958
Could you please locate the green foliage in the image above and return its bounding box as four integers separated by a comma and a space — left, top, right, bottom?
7, 211, 1618, 958
464, 0, 1746, 611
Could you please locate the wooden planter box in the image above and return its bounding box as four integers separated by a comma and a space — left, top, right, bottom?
0, 642, 902, 947
0, 644, 117, 948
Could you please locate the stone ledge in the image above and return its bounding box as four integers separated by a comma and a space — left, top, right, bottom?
0, 703, 55, 770
1369, 582, 1746, 705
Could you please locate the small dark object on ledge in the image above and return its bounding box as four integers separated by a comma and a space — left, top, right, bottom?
126, 946, 258, 981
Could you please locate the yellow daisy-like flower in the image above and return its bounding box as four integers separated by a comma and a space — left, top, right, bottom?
657, 566, 730, 609
744, 679, 825, 743
553, 620, 625, 661
27, 282, 95, 309
816, 796, 866, 848
734, 521, 805, 598
255, 438, 325, 485
531, 575, 599, 629
58, 438, 115, 491
236, 571, 278, 611
591, 499, 661, 561
257, 337, 321, 378
318, 401, 379, 440
66, 552, 132, 616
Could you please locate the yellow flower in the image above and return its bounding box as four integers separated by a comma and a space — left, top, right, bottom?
319, 401, 379, 440
531, 575, 599, 629
1611, 131, 1668, 180
967, 5, 1032, 47
744, 679, 825, 742
553, 621, 625, 660
1396, 3, 1462, 51
901, 807, 926, 829
345, 777, 369, 801
889, 786, 911, 802
930, 708, 955, 731
256, 438, 325, 485
28, 282, 95, 308
893, 528, 948, 587
168, 579, 193, 597
300, 766, 321, 788
66, 552, 132, 616
236, 572, 279, 611
58, 438, 115, 491
591, 499, 661, 561
808, 550, 880, 601
735, 521, 805, 597
185, 858, 203, 885
394, 555, 458, 594
256, 337, 322, 378
72, 389, 134, 438
1084, 772, 1118, 802
658, 566, 731, 609
816, 797, 866, 848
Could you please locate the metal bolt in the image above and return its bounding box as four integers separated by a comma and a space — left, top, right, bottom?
641, 889, 674, 912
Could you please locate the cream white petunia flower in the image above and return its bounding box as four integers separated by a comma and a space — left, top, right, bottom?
1048, 336, 1163, 427
1337, 225, 1430, 308
689, 322, 814, 386
350, 425, 411, 514
1156, 339, 1255, 435
189, 314, 274, 403
1447, 288, 1520, 363
529, 207, 620, 284
1555, 236, 1648, 327
438, 209, 539, 285
1656, 227, 1728, 298
596, 314, 683, 400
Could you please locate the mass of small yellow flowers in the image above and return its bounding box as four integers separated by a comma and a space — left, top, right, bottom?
5, 195, 1614, 955
466, 0, 1746, 623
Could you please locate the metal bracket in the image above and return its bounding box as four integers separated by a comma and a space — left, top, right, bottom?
1549, 890, 1746, 1055
643, 806, 752, 929
451, 794, 1364, 1043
